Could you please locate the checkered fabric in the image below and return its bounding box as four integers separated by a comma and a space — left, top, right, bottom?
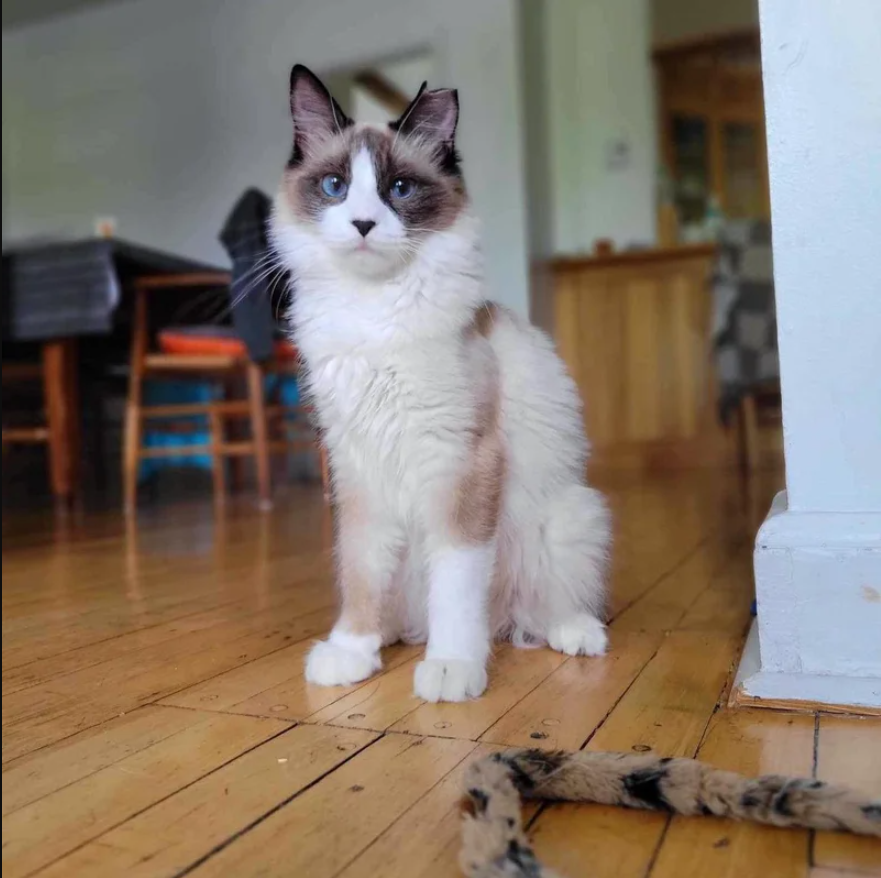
712, 220, 779, 421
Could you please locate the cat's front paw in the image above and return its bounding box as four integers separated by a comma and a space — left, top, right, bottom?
305, 639, 381, 687
547, 614, 608, 657
413, 659, 487, 702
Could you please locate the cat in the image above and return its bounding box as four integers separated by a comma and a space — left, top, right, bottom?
266, 66, 881, 878
271, 66, 611, 703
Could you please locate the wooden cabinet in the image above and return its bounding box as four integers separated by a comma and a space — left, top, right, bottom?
655, 30, 770, 235
551, 245, 730, 470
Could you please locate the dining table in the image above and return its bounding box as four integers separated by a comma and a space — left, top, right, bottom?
2, 238, 221, 506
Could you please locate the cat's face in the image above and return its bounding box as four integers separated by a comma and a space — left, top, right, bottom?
273, 66, 467, 281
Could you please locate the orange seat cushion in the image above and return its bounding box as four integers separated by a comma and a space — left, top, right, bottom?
158, 327, 298, 361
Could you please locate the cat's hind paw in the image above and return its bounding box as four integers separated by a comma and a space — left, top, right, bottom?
547, 614, 608, 657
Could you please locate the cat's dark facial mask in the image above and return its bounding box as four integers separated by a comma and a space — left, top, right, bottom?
274, 66, 468, 279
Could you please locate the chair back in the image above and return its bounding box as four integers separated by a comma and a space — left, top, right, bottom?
219, 189, 284, 363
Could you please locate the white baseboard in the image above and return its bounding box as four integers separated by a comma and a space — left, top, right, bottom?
733, 621, 881, 712
753, 491, 881, 681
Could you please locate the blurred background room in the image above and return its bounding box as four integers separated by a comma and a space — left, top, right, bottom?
2, 0, 781, 517
16, 3, 880, 877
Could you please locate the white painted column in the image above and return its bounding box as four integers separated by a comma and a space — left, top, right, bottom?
737, 1, 881, 710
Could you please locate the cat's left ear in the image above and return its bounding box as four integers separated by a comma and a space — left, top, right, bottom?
390, 84, 459, 150
288, 64, 352, 165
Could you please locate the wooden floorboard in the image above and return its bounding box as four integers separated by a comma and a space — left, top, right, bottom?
33, 725, 378, 878
186, 733, 477, 878
479, 629, 663, 750
4, 711, 291, 878
3, 470, 879, 878
813, 715, 881, 875
649, 709, 816, 878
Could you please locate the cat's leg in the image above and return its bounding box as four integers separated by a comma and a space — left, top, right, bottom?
305, 495, 403, 687
413, 538, 495, 702
413, 431, 504, 702
539, 484, 612, 657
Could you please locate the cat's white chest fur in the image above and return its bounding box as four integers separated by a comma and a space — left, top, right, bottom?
310, 354, 376, 422
304, 336, 472, 514
307, 350, 415, 484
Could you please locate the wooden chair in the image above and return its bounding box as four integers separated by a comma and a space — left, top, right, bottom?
2, 340, 80, 508
737, 380, 783, 473
123, 273, 327, 514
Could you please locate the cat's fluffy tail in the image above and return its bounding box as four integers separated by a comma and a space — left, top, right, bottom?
459, 749, 880, 878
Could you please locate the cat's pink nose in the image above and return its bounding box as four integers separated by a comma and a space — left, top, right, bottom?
352, 220, 376, 238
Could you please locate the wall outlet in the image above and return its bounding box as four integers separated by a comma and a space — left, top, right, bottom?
605, 138, 631, 171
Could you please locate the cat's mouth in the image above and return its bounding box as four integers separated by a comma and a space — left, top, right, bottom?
335, 238, 412, 279
344, 238, 396, 259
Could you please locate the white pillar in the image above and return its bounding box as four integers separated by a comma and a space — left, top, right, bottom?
738, 1, 881, 709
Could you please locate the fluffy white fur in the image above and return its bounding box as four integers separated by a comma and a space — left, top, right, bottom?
305, 630, 382, 687
273, 123, 611, 702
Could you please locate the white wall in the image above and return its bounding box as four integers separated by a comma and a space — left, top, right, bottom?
2, 0, 530, 313
519, 0, 554, 261
761, 0, 881, 514
741, 0, 881, 711
381, 56, 434, 99
542, 0, 657, 254
352, 89, 395, 127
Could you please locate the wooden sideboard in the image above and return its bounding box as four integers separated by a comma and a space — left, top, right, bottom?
550, 244, 731, 469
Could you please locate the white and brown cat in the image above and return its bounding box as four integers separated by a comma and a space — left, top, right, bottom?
271, 66, 611, 703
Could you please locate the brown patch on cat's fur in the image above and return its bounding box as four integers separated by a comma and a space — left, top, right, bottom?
454, 304, 505, 545
335, 493, 383, 636
467, 302, 500, 340
454, 421, 505, 545
363, 128, 466, 231
284, 129, 358, 221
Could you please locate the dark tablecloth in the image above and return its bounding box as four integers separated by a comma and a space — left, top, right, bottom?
1, 239, 220, 342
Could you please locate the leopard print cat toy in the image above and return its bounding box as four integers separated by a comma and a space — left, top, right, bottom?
459, 748, 880, 877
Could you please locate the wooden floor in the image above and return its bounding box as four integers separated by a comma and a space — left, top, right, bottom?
3, 470, 879, 878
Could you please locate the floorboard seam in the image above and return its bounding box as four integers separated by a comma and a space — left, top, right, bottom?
170, 732, 385, 878
12, 720, 300, 878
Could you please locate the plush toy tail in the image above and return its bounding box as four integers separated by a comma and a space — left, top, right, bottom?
459, 748, 880, 878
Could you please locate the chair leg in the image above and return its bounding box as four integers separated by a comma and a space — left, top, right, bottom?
209, 404, 227, 508
739, 393, 759, 475
223, 374, 247, 492
124, 287, 148, 515
42, 339, 79, 511
318, 442, 331, 502
247, 362, 272, 510
123, 399, 142, 515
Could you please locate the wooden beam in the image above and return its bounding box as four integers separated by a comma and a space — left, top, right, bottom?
353, 71, 410, 116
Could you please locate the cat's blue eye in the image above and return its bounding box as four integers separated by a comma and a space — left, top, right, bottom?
321, 174, 348, 198
390, 178, 415, 200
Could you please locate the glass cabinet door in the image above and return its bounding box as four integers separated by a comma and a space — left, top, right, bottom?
722, 121, 767, 218
671, 115, 710, 224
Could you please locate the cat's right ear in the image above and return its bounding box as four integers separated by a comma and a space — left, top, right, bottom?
288, 65, 352, 166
